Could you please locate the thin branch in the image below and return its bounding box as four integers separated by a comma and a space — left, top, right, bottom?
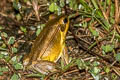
97, 1, 108, 22
106, 0, 111, 19
115, 0, 119, 24
1, 36, 13, 57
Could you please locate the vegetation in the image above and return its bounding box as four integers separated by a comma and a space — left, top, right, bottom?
0, 0, 120, 80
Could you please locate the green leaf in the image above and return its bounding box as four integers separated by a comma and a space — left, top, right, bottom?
1, 43, 6, 48
12, 47, 18, 53
0, 26, 4, 30
91, 0, 98, 9
1, 51, 8, 56
79, 0, 92, 11
1, 67, 9, 72
76, 59, 86, 70
73, 23, 82, 27
49, 3, 59, 12
24, 0, 29, 3
89, 67, 100, 80
95, 9, 103, 18
106, 0, 110, 5
36, 24, 45, 36
0, 47, 7, 51
93, 61, 100, 67
82, 22, 87, 28
101, 45, 114, 53
39, 24, 45, 28
60, 0, 65, 7
115, 53, 120, 61
93, 67, 100, 74
13, 1, 19, 10
110, 4, 115, 17
0, 67, 8, 76
16, 14, 21, 21
20, 26, 27, 33
36, 28, 41, 36
110, 17, 115, 24
69, 0, 78, 10
0, 72, 3, 76
104, 66, 110, 73
10, 56, 17, 64
111, 73, 118, 80
0, 67, 2, 71
14, 63, 23, 70
60, 59, 64, 70
103, 19, 111, 30
89, 27, 99, 37
8, 36, 15, 45
4, 56, 11, 62
10, 74, 19, 80
13, 1, 21, 11
61, 57, 74, 71
0, 54, 4, 59
1, 32, 8, 38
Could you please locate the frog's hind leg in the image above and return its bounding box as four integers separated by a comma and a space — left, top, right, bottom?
30, 60, 58, 75
61, 46, 69, 65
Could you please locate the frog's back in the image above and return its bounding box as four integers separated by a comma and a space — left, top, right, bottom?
26, 15, 66, 63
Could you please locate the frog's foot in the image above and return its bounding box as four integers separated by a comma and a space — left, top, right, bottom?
31, 60, 59, 75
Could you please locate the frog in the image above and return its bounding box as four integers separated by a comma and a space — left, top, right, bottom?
23, 14, 70, 75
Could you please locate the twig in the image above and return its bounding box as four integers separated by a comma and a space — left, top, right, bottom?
114, 24, 120, 35
63, 69, 80, 75
70, 29, 120, 67
44, 71, 60, 80
112, 66, 120, 76
106, 0, 111, 19
114, 0, 120, 34
110, 27, 115, 43
115, 0, 119, 24
0, 59, 14, 74
97, 1, 108, 21
1, 36, 13, 57
32, 0, 40, 21
111, 60, 117, 67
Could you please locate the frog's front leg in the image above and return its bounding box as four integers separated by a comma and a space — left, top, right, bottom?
28, 60, 59, 75
61, 46, 69, 65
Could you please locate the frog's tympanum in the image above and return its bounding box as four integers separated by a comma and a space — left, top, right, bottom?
23, 14, 70, 75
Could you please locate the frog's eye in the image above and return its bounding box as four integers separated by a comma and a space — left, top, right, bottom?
63, 17, 68, 24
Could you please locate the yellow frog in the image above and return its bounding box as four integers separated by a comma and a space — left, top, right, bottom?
23, 14, 69, 74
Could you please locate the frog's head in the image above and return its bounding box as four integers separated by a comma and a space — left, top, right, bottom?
57, 15, 70, 43
48, 14, 69, 43
59, 15, 69, 34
